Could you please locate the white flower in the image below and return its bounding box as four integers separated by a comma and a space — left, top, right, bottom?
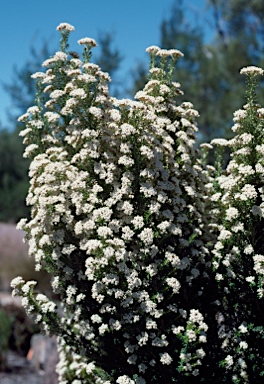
215, 273, 224, 281
253, 254, 264, 274
140, 145, 154, 159
119, 123, 136, 137
54, 51, 68, 61
31, 72, 46, 79
196, 348, 206, 358
256, 144, 264, 155
239, 341, 248, 350
131, 216, 144, 229
245, 276, 255, 283
233, 109, 247, 122
70, 88, 86, 99
56, 22, 75, 31
166, 277, 181, 294
136, 331, 148, 346
21, 280, 37, 293
146, 45, 160, 54
225, 355, 234, 368
211, 138, 228, 146
116, 375, 135, 384
244, 244, 254, 255
238, 164, 255, 176
138, 228, 154, 245
240, 66, 264, 76
24, 144, 39, 158
97, 226, 113, 238
169, 49, 184, 58
238, 323, 248, 334
140, 182, 156, 197
109, 318, 122, 330
231, 222, 244, 233
160, 352, 173, 365
241, 184, 257, 200
50, 90, 65, 99
89, 106, 103, 118
157, 221, 170, 234
90, 314, 102, 323
189, 309, 205, 323
122, 226, 134, 241
27, 106, 40, 114
118, 155, 135, 167
172, 325, 184, 335
18, 113, 30, 122
98, 324, 109, 335
186, 329, 197, 342
146, 318, 157, 329
156, 49, 172, 57
225, 207, 239, 221
10, 276, 25, 289
199, 335, 207, 343
78, 37, 97, 46
218, 229, 232, 241
44, 111, 61, 123
165, 251, 181, 267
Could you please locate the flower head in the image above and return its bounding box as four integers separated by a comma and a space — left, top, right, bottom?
78, 37, 97, 47
240, 66, 264, 77
56, 22, 75, 32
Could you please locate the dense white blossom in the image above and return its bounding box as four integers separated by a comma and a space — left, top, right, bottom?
240, 66, 264, 76
13, 24, 214, 384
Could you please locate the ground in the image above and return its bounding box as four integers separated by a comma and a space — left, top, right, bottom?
0, 350, 44, 384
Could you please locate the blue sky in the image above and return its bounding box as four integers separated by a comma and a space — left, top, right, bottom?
1, 0, 211, 127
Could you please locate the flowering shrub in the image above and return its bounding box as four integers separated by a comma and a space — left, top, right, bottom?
11, 23, 264, 383
209, 66, 264, 383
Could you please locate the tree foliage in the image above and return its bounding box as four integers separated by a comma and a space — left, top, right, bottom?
130, 0, 264, 141
0, 126, 30, 222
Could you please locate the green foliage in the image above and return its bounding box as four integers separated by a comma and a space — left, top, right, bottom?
0, 308, 11, 369
3, 43, 52, 119
95, 32, 124, 81
0, 308, 11, 350
0, 126, 30, 222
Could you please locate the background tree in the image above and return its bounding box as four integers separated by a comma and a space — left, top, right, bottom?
95, 31, 124, 96
130, 0, 264, 141
0, 126, 29, 222
0, 42, 52, 223
3, 43, 51, 121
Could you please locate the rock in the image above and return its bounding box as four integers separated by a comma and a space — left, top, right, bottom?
0, 292, 22, 308
0, 222, 53, 294
0, 222, 29, 291
0, 350, 44, 384
27, 334, 58, 384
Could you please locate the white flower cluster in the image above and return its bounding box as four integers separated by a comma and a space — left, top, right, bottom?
56, 339, 112, 384
209, 64, 264, 381
12, 23, 258, 384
